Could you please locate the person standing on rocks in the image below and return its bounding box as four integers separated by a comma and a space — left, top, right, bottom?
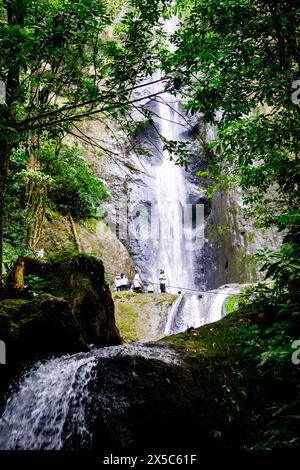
147, 277, 154, 293
133, 271, 143, 293
159, 269, 167, 293
114, 274, 121, 292
119, 273, 128, 291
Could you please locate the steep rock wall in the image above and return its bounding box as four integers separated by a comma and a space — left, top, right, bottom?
42, 213, 135, 286
62, 108, 280, 291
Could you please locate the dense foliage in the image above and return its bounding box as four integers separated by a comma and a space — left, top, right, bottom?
163, 0, 300, 448
163, 0, 300, 302
40, 144, 110, 220
0, 0, 299, 451
0, 0, 171, 272
2, 140, 109, 269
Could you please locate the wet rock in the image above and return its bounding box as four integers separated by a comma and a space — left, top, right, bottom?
78, 346, 207, 451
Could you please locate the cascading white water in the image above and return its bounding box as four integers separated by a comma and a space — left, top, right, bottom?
0, 345, 180, 450
154, 94, 194, 293
0, 354, 96, 450
151, 17, 195, 293
164, 286, 240, 336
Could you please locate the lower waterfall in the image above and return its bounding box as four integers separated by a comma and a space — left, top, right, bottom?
0, 345, 181, 450
164, 286, 240, 336
0, 354, 96, 450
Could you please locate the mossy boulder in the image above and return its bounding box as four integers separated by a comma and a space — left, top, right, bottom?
0, 254, 121, 403
21, 253, 120, 348
61, 307, 299, 451
16, 294, 84, 356
0, 295, 84, 363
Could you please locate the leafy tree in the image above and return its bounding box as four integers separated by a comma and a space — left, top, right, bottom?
165, 0, 300, 299
0, 0, 171, 274
164, 1, 300, 446
40, 143, 110, 220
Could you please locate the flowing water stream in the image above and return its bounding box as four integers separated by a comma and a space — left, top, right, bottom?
0, 345, 181, 450
164, 285, 240, 336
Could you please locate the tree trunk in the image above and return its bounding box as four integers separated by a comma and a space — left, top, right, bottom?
8, 256, 26, 290
0, 143, 13, 279
0, 3, 25, 279
68, 214, 81, 252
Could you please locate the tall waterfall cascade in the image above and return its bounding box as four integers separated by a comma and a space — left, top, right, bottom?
132, 16, 237, 329
154, 92, 196, 293
133, 17, 201, 293
153, 18, 192, 291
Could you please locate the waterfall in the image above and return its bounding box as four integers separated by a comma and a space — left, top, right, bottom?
154, 94, 194, 293
164, 286, 240, 336
0, 354, 96, 450
150, 17, 196, 293
122, 16, 205, 293
0, 345, 180, 450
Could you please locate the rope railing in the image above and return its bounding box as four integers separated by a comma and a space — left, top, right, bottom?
119, 281, 242, 296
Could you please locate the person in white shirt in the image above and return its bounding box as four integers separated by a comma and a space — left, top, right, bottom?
147, 277, 154, 293
133, 271, 143, 293
119, 273, 128, 291
114, 274, 121, 292
159, 268, 167, 293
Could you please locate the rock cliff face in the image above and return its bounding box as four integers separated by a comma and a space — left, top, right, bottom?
47, 99, 281, 292
42, 214, 136, 286
88, 111, 280, 289
203, 188, 281, 288
194, 120, 281, 288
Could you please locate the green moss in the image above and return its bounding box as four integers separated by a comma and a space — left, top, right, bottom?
0, 299, 28, 319
246, 254, 257, 281
206, 223, 227, 248
247, 232, 255, 243
114, 301, 138, 342
113, 291, 137, 301
114, 292, 178, 343
45, 210, 61, 222
164, 309, 252, 360
154, 294, 178, 307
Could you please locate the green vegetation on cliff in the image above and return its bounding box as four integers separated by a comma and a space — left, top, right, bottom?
167, 0, 300, 317
0, 0, 169, 273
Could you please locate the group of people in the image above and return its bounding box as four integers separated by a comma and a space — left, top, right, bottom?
114, 268, 168, 294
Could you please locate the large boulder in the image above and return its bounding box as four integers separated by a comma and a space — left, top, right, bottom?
0, 305, 299, 451
61, 308, 299, 451
0, 254, 120, 403
22, 253, 120, 348
42, 213, 136, 287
